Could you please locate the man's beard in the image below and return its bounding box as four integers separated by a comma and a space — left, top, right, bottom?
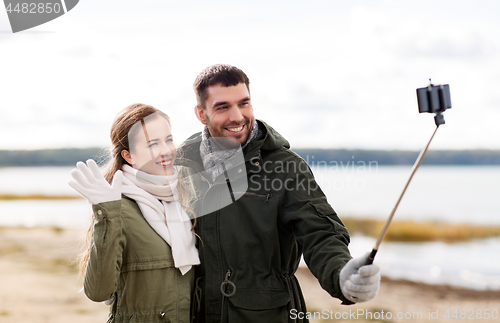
206, 116, 254, 150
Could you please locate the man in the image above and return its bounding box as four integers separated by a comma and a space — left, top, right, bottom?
177, 64, 380, 323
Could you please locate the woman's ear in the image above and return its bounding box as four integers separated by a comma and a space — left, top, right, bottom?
121, 150, 133, 165
195, 105, 207, 125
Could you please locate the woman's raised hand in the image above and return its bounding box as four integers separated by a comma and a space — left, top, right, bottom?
69, 159, 123, 205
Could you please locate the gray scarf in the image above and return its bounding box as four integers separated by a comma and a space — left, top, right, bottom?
200, 120, 259, 181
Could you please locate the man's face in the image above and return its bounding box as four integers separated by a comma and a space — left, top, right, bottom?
196, 83, 254, 148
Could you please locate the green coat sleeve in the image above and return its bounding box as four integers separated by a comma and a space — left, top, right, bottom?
280, 157, 353, 304
83, 199, 126, 302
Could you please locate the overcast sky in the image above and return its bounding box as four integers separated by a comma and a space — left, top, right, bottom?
1, 0, 499, 151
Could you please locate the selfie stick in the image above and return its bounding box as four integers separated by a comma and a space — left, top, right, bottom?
366, 81, 451, 264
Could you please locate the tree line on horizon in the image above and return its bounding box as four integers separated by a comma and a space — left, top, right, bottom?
293, 148, 500, 166
1, 148, 499, 167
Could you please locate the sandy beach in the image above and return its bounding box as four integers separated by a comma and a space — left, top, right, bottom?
0, 227, 498, 323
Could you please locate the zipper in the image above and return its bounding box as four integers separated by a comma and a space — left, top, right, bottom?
223, 165, 236, 203
220, 269, 236, 322
233, 191, 273, 202
220, 269, 236, 297
248, 192, 272, 202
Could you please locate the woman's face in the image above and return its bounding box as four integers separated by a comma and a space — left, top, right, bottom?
125, 116, 176, 176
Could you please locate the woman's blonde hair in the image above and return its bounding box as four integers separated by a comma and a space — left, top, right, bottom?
79, 103, 196, 277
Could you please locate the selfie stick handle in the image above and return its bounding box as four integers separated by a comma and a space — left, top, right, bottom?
366, 125, 440, 265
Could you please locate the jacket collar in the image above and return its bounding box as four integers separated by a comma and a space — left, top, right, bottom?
176, 119, 290, 169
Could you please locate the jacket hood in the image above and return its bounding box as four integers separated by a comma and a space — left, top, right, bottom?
256, 120, 290, 152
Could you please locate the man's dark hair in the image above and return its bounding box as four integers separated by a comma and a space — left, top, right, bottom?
194, 64, 250, 109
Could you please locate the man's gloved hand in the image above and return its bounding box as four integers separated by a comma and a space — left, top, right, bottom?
69, 159, 122, 205
339, 252, 380, 303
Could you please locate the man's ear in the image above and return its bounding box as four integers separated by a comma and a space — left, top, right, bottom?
195, 105, 207, 125
121, 149, 133, 165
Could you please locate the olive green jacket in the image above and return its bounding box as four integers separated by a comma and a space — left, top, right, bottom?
84, 196, 194, 323
177, 120, 352, 323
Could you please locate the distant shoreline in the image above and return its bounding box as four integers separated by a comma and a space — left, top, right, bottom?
1, 148, 500, 166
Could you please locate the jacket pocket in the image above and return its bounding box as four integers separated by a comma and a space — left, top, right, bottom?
309, 201, 336, 217
121, 257, 175, 272
309, 201, 347, 232
227, 289, 290, 322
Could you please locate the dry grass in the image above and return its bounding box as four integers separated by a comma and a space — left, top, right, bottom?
0, 244, 26, 256
342, 218, 500, 242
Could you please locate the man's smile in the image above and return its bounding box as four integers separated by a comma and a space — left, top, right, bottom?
226, 124, 245, 133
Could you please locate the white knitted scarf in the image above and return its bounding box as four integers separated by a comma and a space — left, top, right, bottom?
120, 165, 200, 275
200, 120, 259, 180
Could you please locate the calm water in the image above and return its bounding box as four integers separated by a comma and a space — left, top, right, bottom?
312, 165, 500, 225
0, 166, 499, 290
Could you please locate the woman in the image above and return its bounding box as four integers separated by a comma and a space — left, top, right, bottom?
69, 103, 199, 323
